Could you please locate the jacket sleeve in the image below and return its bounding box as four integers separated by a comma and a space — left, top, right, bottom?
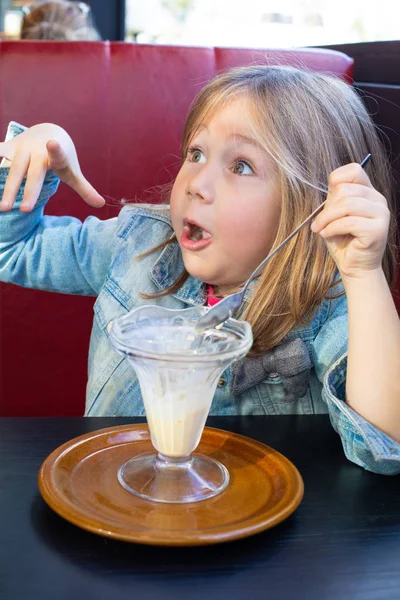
0, 122, 118, 297
312, 291, 400, 475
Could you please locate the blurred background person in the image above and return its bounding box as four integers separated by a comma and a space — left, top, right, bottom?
20, 0, 100, 40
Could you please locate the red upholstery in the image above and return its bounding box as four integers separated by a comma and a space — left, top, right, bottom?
0, 41, 354, 416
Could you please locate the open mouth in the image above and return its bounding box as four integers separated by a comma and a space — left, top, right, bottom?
183, 220, 212, 241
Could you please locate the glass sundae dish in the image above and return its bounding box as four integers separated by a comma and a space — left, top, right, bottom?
109, 305, 252, 504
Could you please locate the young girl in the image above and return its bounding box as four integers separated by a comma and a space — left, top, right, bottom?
1, 65, 400, 475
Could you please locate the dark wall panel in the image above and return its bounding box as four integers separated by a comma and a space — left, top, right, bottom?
89, 0, 126, 41
322, 42, 400, 191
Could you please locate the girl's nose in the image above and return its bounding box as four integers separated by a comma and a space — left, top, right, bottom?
186, 168, 214, 204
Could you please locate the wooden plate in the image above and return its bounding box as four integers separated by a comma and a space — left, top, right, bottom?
38, 424, 304, 546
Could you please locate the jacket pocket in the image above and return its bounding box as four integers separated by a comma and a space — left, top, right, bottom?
93, 277, 134, 334
255, 375, 314, 414
87, 284, 143, 416
86, 353, 144, 416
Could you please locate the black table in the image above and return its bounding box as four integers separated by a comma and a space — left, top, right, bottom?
1, 416, 399, 600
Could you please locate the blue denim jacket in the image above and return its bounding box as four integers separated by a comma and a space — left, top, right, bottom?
1, 122, 400, 475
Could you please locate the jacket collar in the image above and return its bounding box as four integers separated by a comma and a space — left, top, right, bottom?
150, 237, 205, 306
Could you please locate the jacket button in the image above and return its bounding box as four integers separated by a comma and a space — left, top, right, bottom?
218, 377, 227, 388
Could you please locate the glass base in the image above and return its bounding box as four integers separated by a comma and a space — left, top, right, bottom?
117, 452, 229, 503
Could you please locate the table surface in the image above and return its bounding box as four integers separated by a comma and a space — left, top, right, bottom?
1, 416, 399, 600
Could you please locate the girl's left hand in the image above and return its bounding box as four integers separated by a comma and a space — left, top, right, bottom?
311, 163, 390, 281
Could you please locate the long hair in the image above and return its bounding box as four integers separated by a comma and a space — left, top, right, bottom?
135, 65, 397, 355
21, 1, 100, 41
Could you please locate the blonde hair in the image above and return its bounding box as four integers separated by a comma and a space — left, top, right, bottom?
138, 65, 397, 355
21, 1, 100, 41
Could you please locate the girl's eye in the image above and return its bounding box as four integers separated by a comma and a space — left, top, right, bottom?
188, 148, 206, 163
232, 161, 253, 175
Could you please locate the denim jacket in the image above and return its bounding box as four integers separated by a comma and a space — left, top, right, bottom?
1, 122, 400, 475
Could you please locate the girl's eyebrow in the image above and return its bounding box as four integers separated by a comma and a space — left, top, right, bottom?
194, 126, 263, 151
228, 133, 263, 150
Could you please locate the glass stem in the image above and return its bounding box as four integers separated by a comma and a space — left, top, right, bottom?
155, 452, 193, 469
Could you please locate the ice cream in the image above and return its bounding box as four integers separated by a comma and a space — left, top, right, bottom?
138, 368, 217, 457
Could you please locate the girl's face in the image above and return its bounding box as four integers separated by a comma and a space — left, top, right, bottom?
170, 97, 281, 292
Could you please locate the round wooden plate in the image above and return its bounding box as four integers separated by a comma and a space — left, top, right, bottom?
38, 424, 304, 546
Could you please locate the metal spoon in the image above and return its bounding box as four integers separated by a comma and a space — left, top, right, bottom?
195, 154, 372, 333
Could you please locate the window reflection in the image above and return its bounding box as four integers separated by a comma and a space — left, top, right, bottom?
125, 0, 400, 47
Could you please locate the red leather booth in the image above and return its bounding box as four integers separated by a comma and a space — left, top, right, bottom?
0, 41, 354, 416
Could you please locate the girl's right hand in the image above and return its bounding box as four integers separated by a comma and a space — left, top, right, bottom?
0, 123, 105, 212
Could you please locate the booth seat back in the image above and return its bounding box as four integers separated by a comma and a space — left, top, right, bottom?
0, 41, 353, 416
